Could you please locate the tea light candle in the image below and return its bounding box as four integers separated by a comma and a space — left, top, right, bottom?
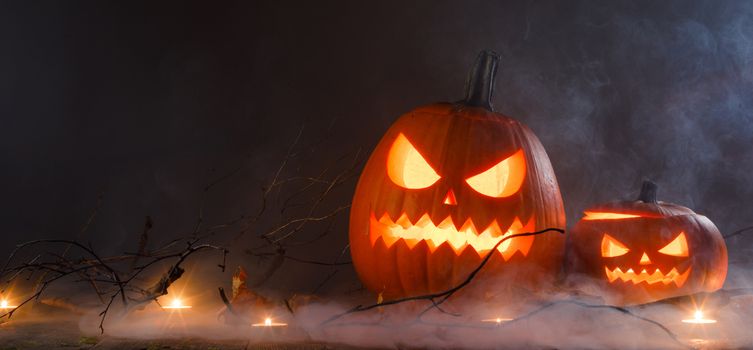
682, 310, 716, 324
481, 317, 512, 325
0, 300, 17, 310
161, 298, 192, 310
252, 317, 287, 327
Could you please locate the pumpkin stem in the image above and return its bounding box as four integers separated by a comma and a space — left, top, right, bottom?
637, 180, 658, 203
462, 50, 500, 111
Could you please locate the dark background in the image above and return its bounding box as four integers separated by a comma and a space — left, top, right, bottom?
2, 0, 753, 295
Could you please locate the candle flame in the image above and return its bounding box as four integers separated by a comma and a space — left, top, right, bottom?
682, 309, 717, 324
0, 299, 17, 309
161, 297, 191, 309
481, 317, 512, 324
252, 317, 287, 327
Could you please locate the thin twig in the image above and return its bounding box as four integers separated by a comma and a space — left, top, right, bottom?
311, 270, 338, 295
723, 225, 753, 239
498, 299, 690, 349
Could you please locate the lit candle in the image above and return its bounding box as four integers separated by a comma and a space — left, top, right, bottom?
0, 299, 17, 310
252, 317, 287, 327
161, 298, 192, 310
481, 317, 512, 324
682, 310, 716, 324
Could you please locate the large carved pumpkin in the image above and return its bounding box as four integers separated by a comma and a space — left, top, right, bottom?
349, 51, 566, 300
566, 181, 728, 305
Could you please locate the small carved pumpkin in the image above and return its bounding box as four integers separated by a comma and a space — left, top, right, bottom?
566, 181, 728, 305
349, 51, 566, 300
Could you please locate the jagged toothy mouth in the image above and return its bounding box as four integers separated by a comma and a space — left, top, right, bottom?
604, 266, 691, 287
369, 213, 535, 260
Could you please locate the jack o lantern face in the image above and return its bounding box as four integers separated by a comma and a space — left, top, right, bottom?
349, 106, 566, 300
600, 229, 691, 287
371, 133, 533, 258
370, 126, 537, 261
566, 184, 728, 306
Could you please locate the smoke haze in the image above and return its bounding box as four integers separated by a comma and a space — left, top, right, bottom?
2, 0, 753, 348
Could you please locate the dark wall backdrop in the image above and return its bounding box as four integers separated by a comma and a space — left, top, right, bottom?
2, 0, 753, 293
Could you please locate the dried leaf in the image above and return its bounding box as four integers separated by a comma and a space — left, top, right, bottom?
232, 266, 248, 299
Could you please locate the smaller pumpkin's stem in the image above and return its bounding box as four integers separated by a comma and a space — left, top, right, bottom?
637, 180, 658, 203
462, 50, 500, 111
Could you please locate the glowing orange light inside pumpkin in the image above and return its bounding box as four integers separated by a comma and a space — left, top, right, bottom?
657, 232, 689, 257
443, 189, 457, 205
601, 234, 630, 257
639, 252, 652, 265
600, 233, 693, 287
465, 149, 526, 198
387, 133, 441, 189
604, 266, 691, 286
370, 213, 535, 258
583, 212, 642, 220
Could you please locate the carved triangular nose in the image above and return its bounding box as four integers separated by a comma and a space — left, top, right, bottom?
639, 252, 652, 265
443, 189, 457, 205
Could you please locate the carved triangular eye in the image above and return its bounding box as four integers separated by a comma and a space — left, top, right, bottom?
601, 234, 630, 257
658, 232, 689, 257
465, 149, 526, 198
387, 133, 441, 189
